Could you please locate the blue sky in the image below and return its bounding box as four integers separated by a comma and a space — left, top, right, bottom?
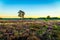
0, 0, 60, 17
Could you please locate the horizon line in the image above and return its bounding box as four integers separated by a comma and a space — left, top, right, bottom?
0, 15, 60, 18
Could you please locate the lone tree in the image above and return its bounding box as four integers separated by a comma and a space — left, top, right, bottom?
18, 10, 25, 19
47, 15, 50, 19
0, 17, 2, 20
18, 10, 25, 27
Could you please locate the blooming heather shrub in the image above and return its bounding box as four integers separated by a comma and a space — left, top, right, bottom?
0, 20, 60, 40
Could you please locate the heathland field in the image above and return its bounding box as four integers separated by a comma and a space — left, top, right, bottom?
0, 20, 60, 40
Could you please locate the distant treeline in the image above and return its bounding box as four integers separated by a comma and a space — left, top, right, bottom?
0, 17, 60, 20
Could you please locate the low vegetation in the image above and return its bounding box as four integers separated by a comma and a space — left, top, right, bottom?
0, 20, 60, 40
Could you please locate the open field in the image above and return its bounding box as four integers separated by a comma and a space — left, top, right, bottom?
0, 20, 60, 40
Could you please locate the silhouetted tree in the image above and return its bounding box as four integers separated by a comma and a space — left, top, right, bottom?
18, 10, 25, 19
0, 17, 2, 20
18, 10, 25, 28
47, 15, 50, 19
